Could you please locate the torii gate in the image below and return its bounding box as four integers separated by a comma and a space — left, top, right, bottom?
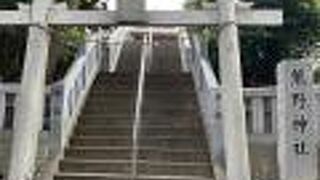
0, 0, 282, 180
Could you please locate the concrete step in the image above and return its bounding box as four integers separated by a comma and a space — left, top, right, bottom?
70, 135, 206, 149
92, 82, 194, 91
59, 159, 212, 177
85, 96, 133, 102
144, 83, 194, 90
142, 109, 198, 116
89, 93, 136, 98
94, 78, 135, 83
92, 81, 137, 89
90, 90, 195, 95
76, 124, 202, 130
81, 108, 198, 115
80, 110, 200, 119
81, 108, 133, 115
78, 115, 200, 122
94, 75, 137, 84
87, 95, 197, 103
138, 148, 210, 163
86, 96, 135, 102
54, 173, 213, 180
77, 116, 132, 125
95, 73, 138, 79
145, 76, 193, 82
75, 124, 202, 132
144, 95, 197, 102
74, 127, 203, 137
84, 100, 197, 110
78, 117, 201, 126
59, 159, 131, 174
78, 115, 199, 122
70, 136, 132, 147
138, 161, 212, 177
95, 74, 192, 83
85, 99, 197, 108
144, 79, 193, 84
65, 146, 210, 162
74, 127, 132, 136
65, 146, 132, 160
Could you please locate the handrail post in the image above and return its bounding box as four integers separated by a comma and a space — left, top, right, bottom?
48, 83, 64, 158
0, 84, 5, 130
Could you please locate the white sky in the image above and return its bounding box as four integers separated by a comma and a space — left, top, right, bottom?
106, 0, 186, 10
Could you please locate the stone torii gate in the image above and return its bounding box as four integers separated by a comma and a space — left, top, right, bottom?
0, 0, 282, 180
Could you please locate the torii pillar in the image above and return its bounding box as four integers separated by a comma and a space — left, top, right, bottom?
8, 0, 52, 180
217, 0, 251, 180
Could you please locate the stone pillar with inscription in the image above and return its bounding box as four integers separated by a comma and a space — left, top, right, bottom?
277, 60, 317, 180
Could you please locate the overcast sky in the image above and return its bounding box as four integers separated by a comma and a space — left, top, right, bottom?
106, 0, 186, 10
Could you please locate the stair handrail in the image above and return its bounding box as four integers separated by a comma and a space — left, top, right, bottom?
179, 31, 227, 179
0, 31, 104, 178
49, 31, 104, 156
132, 34, 150, 178
0, 28, 134, 178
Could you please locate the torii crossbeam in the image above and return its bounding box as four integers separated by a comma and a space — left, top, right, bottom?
0, 7, 281, 26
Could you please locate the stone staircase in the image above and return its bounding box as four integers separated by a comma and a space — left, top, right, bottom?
53, 72, 214, 180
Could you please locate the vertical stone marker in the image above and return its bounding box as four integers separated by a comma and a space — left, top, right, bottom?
277, 61, 317, 180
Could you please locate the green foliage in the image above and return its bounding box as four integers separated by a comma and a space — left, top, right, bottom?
0, 0, 95, 82
56, 0, 99, 9
0, 0, 99, 9
241, 0, 320, 86
185, 0, 214, 9
186, 0, 320, 86
49, 27, 86, 81
0, 27, 27, 81
313, 66, 320, 84
0, 0, 30, 9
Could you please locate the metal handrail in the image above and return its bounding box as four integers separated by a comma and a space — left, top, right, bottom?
131, 34, 150, 178
179, 32, 225, 179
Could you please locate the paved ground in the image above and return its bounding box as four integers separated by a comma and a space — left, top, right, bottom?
249, 142, 278, 180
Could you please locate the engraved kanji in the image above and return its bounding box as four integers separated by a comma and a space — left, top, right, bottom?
293, 115, 308, 134
293, 141, 309, 155
292, 93, 308, 110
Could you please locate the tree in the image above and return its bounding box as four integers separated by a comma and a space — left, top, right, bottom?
0, 0, 29, 9
0, 0, 98, 82
0, 0, 30, 81
56, 0, 99, 9
186, 0, 320, 86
